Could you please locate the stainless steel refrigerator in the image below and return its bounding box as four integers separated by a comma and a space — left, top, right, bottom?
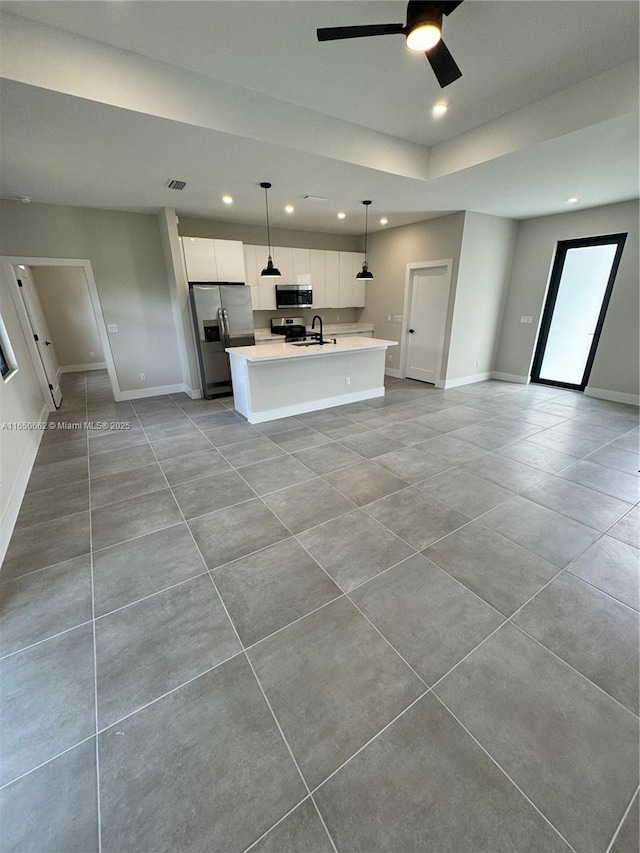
189, 284, 255, 398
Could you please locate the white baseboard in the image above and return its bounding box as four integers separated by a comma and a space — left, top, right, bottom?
244, 387, 385, 424
186, 387, 203, 399
60, 362, 107, 373
585, 386, 640, 407
115, 382, 191, 402
385, 368, 402, 378
443, 372, 492, 389
0, 403, 48, 568
490, 372, 530, 384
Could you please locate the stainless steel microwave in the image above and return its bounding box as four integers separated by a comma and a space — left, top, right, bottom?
275, 284, 313, 309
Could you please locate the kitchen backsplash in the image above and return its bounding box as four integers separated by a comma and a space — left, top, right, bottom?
253, 307, 362, 329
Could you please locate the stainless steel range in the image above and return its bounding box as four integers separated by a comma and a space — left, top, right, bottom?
270, 317, 311, 342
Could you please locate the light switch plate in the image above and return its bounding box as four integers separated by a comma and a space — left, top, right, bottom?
107, 324, 119, 333
520, 316, 534, 324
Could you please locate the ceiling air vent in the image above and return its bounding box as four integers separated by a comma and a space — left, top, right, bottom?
166, 179, 187, 190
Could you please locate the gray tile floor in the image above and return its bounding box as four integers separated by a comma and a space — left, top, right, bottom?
1, 369, 639, 852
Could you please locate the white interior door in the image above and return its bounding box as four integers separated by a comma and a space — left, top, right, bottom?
15, 268, 63, 406
406, 266, 450, 384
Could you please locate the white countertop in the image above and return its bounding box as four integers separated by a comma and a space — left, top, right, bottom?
254, 322, 374, 342
227, 336, 397, 363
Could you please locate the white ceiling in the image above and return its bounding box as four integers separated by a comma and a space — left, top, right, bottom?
0, 1, 638, 232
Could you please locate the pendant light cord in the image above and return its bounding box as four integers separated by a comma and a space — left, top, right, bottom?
364, 202, 368, 262
264, 185, 273, 257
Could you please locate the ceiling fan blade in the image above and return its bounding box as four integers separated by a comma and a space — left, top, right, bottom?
425, 39, 462, 87
439, 1, 464, 16
317, 23, 404, 42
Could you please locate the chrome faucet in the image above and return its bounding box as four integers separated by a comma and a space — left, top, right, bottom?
311, 314, 324, 345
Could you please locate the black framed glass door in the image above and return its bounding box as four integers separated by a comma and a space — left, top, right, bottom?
531, 233, 627, 391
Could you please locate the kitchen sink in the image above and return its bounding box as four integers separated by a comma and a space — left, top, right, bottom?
290, 340, 337, 347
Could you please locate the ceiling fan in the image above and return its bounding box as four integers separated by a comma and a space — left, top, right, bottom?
317, 1, 464, 88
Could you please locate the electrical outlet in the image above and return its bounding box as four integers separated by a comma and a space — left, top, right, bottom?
89, 351, 95, 358
393, 315, 403, 323
345, 377, 351, 386
107, 324, 118, 333
520, 316, 534, 324
140, 373, 146, 380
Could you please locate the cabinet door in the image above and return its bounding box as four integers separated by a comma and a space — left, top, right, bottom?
273, 246, 294, 282
352, 252, 367, 307
338, 252, 353, 308
213, 240, 246, 281
324, 251, 340, 308
181, 237, 218, 281
292, 248, 311, 283
243, 245, 258, 288
310, 250, 326, 308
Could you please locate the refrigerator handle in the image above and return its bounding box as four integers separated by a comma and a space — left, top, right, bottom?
222, 309, 231, 346
217, 308, 227, 346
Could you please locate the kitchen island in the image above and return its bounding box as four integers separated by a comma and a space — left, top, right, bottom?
226, 336, 397, 424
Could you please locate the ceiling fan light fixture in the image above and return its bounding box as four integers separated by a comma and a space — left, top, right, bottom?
259, 181, 281, 279
406, 22, 441, 52
356, 200, 373, 281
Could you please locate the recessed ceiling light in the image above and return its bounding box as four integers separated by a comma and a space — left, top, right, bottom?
16, 196, 32, 204
567, 196, 579, 204
432, 103, 448, 117
189, 238, 196, 242
285, 204, 294, 214
222, 195, 233, 204
380, 218, 389, 225
337, 212, 346, 219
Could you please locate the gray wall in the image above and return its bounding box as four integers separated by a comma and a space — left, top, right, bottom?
31, 266, 105, 368
494, 200, 639, 397
178, 216, 362, 252
361, 213, 466, 372
445, 212, 517, 382
0, 200, 182, 393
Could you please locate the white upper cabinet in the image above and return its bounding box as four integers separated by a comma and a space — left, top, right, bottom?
338, 252, 354, 308
273, 246, 294, 282
324, 251, 340, 308
352, 252, 366, 307
292, 248, 311, 283
310, 250, 326, 308
239, 244, 366, 309
181, 237, 218, 281
214, 239, 246, 281
181, 237, 246, 282
243, 244, 258, 287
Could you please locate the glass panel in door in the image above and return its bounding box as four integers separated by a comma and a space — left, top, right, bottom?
532, 234, 626, 391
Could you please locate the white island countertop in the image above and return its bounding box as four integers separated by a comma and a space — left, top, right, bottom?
226, 336, 397, 423
226, 336, 397, 362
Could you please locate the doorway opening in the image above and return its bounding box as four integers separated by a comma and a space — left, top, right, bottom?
401, 261, 452, 386
531, 233, 627, 391
3, 257, 119, 409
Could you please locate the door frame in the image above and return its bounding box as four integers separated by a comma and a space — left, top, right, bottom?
530, 233, 627, 391
400, 259, 453, 388
2, 256, 120, 406
13, 267, 63, 408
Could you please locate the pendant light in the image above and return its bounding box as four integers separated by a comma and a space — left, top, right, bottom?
356, 200, 374, 280
259, 182, 281, 278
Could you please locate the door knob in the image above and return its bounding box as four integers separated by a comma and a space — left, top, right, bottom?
408, 328, 415, 334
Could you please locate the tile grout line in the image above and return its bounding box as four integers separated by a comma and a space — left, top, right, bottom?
604, 785, 639, 853
129, 400, 341, 853
85, 373, 103, 853
431, 694, 580, 853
